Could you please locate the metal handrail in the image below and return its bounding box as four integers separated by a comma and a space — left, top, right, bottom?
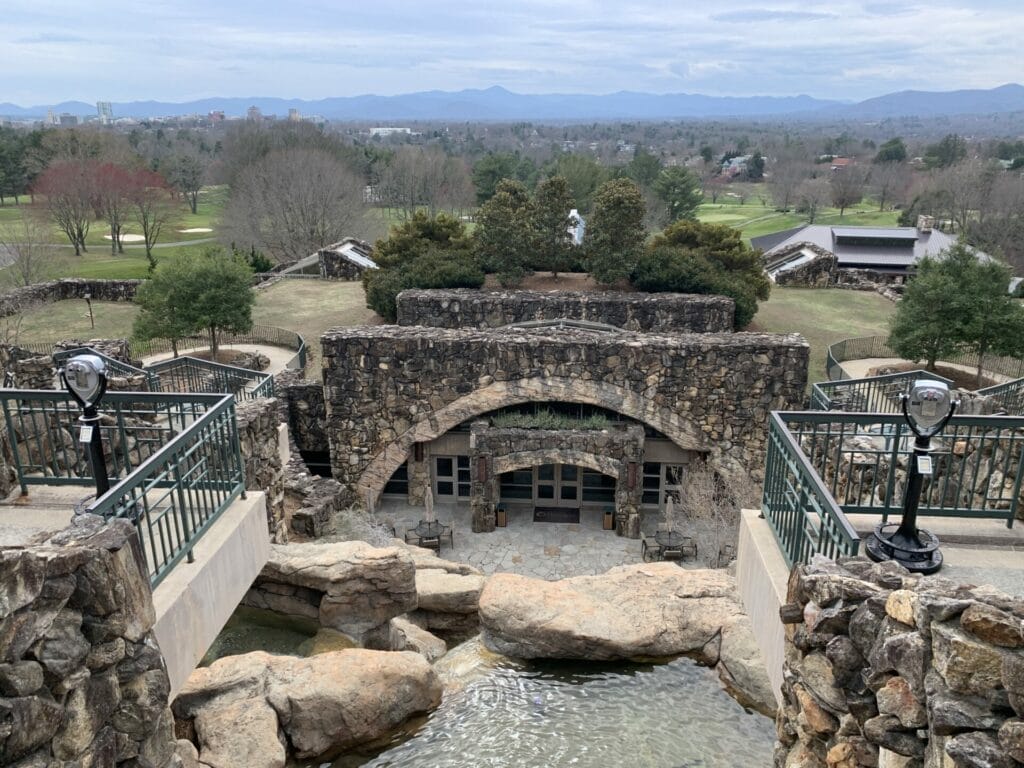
826, 335, 1024, 382
810, 369, 954, 413
85, 393, 244, 586
976, 376, 1024, 416
763, 412, 861, 567
147, 355, 275, 400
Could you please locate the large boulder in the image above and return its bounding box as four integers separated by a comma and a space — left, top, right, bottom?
247, 542, 417, 638
478, 563, 775, 714
415, 569, 485, 614
174, 649, 442, 765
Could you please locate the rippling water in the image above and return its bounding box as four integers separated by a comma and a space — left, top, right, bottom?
329, 639, 775, 768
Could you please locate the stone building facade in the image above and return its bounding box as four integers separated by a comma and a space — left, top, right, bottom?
776, 556, 1024, 768
321, 323, 808, 535
467, 423, 645, 534
395, 289, 736, 332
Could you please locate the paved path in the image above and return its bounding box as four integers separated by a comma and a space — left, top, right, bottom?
379, 501, 712, 581
140, 343, 297, 377
840, 357, 1013, 384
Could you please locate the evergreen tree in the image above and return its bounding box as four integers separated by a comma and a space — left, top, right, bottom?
530, 176, 575, 277
586, 179, 646, 286
474, 179, 533, 287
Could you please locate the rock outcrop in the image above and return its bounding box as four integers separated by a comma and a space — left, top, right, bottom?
174, 649, 442, 766
242, 542, 417, 641
477, 562, 775, 714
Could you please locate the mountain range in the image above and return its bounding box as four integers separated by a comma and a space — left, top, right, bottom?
3, 84, 1023, 122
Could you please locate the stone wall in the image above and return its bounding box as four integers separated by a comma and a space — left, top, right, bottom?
0, 515, 176, 767
767, 244, 838, 288
775, 556, 1024, 768
395, 289, 736, 332
236, 398, 285, 537
468, 422, 645, 534
280, 376, 328, 454
318, 250, 366, 281
322, 325, 809, 513
0, 279, 142, 318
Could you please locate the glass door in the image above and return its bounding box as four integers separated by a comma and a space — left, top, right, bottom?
535, 464, 556, 503
557, 464, 580, 508
533, 464, 580, 507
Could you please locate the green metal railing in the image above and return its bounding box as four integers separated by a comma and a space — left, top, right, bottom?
1, 389, 244, 586
977, 377, 1024, 416
810, 370, 954, 413
763, 410, 1024, 566
147, 356, 274, 400
86, 395, 244, 586
826, 335, 1024, 382
1, 390, 227, 491
763, 413, 861, 567
52, 347, 160, 391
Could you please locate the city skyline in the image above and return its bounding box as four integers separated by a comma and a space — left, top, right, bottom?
3, 0, 1023, 105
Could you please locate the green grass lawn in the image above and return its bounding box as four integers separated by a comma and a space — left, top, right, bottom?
750, 287, 896, 386
11, 279, 380, 367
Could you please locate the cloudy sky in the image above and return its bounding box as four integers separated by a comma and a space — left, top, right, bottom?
2, 0, 1021, 105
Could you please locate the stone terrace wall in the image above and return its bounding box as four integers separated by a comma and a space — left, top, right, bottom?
236, 398, 286, 537
776, 556, 1024, 768
0, 515, 177, 767
395, 289, 736, 332
322, 325, 808, 511
0, 279, 142, 317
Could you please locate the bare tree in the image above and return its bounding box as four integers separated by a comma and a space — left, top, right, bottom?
870, 161, 911, 212
221, 147, 368, 264
0, 212, 59, 287
797, 177, 831, 224
129, 170, 179, 269
377, 147, 472, 220
829, 166, 867, 217
95, 163, 133, 254
33, 160, 95, 255
768, 153, 811, 211
681, 463, 760, 568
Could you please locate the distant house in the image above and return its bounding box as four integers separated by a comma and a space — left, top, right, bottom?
568, 209, 586, 246
317, 238, 378, 281
754, 221, 989, 287
829, 157, 854, 171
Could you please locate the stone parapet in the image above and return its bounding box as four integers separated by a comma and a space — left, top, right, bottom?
395, 288, 736, 332
235, 398, 286, 536
775, 556, 1024, 768
0, 514, 176, 767
0, 279, 142, 318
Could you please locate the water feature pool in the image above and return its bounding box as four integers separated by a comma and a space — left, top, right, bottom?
322, 639, 776, 768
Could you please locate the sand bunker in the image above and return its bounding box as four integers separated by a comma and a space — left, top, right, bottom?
104, 234, 146, 243
178, 227, 213, 233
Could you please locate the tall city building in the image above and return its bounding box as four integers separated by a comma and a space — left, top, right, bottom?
96, 101, 113, 124
288, 108, 301, 122
246, 105, 262, 121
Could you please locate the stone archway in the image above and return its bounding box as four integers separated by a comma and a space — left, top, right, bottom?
356, 376, 719, 508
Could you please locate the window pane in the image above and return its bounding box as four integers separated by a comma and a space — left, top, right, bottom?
437, 481, 454, 496
642, 491, 659, 505
458, 469, 471, 483
643, 475, 660, 490
457, 456, 469, 469
458, 484, 470, 498
537, 485, 554, 499
436, 457, 453, 477
665, 465, 684, 486
501, 486, 533, 499
560, 465, 578, 481
560, 485, 578, 500
583, 487, 615, 503
582, 471, 614, 489
643, 462, 661, 477
537, 465, 554, 481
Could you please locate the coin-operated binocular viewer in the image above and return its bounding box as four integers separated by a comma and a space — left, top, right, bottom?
866, 379, 958, 574
60, 354, 110, 498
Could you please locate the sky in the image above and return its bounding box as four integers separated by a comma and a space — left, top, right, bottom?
2, 0, 1022, 105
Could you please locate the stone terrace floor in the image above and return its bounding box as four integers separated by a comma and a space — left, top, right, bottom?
378, 501, 706, 580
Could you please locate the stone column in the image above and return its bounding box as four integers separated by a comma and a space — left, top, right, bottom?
469, 451, 496, 533
407, 443, 429, 507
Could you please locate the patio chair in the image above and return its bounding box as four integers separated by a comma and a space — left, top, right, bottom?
641, 536, 661, 562
419, 534, 441, 551
440, 521, 454, 549
403, 527, 420, 545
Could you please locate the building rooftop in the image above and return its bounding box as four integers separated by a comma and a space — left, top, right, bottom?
756, 225, 962, 270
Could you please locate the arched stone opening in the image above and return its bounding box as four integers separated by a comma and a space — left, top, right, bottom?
356, 376, 723, 514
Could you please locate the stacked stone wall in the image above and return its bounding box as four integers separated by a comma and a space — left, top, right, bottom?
0, 515, 176, 767
322, 325, 809, 520
776, 556, 1024, 768
318, 250, 366, 281
236, 398, 286, 538
767, 244, 838, 288
395, 289, 735, 332
0, 279, 142, 318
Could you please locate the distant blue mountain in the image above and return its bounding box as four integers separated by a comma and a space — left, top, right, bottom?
2, 83, 1022, 121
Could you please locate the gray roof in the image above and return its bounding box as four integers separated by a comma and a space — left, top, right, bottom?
760, 225, 962, 269
751, 227, 806, 253
832, 226, 918, 240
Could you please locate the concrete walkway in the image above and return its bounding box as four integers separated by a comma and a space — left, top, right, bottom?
840, 357, 1013, 384
140, 344, 298, 377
